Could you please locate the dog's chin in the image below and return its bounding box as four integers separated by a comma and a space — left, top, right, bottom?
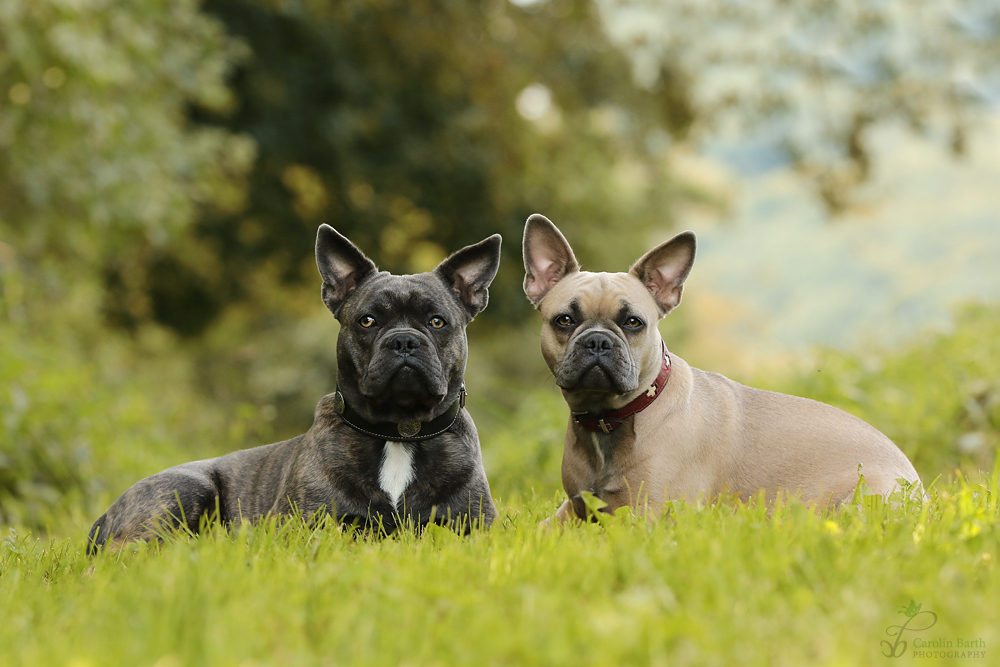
557, 362, 635, 395
556, 363, 636, 411
365, 366, 446, 418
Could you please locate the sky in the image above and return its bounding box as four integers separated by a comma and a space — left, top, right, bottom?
669, 114, 1000, 363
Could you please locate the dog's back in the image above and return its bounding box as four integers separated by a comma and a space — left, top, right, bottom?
673, 356, 919, 504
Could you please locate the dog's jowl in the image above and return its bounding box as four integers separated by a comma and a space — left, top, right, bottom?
88, 226, 501, 552
522, 214, 921, 523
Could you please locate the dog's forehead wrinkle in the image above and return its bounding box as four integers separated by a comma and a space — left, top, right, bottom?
543, 271, 654, 319
361, 275, 458, 320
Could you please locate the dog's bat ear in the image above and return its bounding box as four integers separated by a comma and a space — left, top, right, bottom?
629, 230, 696, 316
316, 224, 377, 317
522, 214, 579, 307
434, 234, 502, 319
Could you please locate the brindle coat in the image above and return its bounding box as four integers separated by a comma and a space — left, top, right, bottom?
88, 226, 500, 552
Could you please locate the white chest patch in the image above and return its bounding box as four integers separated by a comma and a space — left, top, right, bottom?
589, 433, 607, 469
379, 441, 415, 509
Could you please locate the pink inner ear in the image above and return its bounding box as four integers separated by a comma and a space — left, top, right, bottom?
451, 272, 469, 299
654, 266, 674, 292
651, 267, 684, 311
534, 257, 559, 283
453, 255, 489, 288
527, 256, 563, 297
646, 281, 674, 308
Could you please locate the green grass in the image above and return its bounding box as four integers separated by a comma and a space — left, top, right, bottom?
752, 303, 1000, 479
2, 471, 998, 667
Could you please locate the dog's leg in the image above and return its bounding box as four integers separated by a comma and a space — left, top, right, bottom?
537, 498, 580, 529
87, 465, 223, 554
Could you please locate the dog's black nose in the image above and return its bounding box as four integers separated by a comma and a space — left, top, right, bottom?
387, 333, 421, 357
579, 331, 615, 356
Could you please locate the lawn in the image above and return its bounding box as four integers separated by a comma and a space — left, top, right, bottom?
2, 469, 997, 667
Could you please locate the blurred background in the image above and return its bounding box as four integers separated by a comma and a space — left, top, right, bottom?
2, 0, 999, 534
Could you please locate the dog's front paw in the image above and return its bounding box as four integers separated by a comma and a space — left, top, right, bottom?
535, 499, 580, 531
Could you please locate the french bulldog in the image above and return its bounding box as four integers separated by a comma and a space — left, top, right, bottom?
522, 214, 920, 522
88, 225, 501, 552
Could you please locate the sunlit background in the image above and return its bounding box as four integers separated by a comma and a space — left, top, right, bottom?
2, 0, 998, 533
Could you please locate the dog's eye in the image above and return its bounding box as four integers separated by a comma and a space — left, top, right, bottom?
554, 314, 574, 327
358, 315, 376, 328
624, 317, 644, 329
429, 316, 447, 329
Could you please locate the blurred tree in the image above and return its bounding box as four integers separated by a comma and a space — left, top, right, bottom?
174, 0, 689, 332
0, 0, 254, 277
0, 0, 254, 527
598, 0, 1000, 211
1, 0, 697, 500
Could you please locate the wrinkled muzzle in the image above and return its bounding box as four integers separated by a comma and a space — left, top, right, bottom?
555, 328, 638, 394
358, 328, 448, 408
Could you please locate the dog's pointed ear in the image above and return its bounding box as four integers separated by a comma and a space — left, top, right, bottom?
316, 224, 377, 317
629, 230, 696, 316
434, 234, 502, 319
522, 214, 579, 307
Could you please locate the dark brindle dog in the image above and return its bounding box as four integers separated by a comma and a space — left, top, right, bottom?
87, 225, 501, 552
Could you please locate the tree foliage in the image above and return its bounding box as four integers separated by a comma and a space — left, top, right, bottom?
0, 0, 253, 256
164, 0, 687, 333
600, 0, 1000, 210
0, 0, 253, 528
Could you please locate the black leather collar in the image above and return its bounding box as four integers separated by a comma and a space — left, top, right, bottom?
333, 386, 466, 442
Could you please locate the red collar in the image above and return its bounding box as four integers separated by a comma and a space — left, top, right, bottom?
571, 343, 671, 433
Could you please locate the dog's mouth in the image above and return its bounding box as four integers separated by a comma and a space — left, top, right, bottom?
360, 359, 447, 412
558, 363, 613, 391
556, 356, 638, 396
339, 325, 457, 424
383, 364, 445, 409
